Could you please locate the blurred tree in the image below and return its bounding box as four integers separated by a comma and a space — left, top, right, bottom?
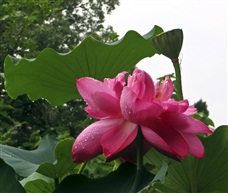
194, 99, 209, 116
0, 0, 119, 68
193, 99, 214, 127
0, 0, 119, 149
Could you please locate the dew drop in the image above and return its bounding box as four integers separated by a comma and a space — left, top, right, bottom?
79, 142, 85, 149
95, 131, 99, 135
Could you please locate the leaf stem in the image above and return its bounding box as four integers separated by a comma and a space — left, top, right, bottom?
77, 161, 87, 174
136, 126, 143, 171
130, 125, 144, 193
112, 159, 120, 171
172, 58, 184, 100
54, 178, 59, 189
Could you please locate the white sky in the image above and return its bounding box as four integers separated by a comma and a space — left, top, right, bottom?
104, 0, 228, 127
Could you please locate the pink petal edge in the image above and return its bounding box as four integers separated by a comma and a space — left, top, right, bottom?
100, 120, 138, 160
120, 87, 163, 125
72, 118, 124, 163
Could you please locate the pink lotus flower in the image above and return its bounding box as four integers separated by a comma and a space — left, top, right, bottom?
72, 69, 212, 163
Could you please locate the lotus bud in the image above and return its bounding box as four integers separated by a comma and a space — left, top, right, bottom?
152, 29, 183, 60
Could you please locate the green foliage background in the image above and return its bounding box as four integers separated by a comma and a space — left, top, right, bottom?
0, 0, 119, 149
1, 1, 227, 193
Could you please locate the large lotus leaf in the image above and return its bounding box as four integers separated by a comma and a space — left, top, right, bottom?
4, 26, 163, 106
0, 158, 26, 193
144, 126, 228, 193
23, 179, 54, 193
20, 172, 54, 186
53, 162, 155, 193
0, 135, 58, 177
20, 172, 54, 193
140, 160, 168, 193
36, 138, 78, 178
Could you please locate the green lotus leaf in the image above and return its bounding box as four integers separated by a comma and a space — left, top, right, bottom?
144, 126, 228, 193
0, 158, 26, 193
0, 135, 58, 177
23, 179, 54, 193
53, 162, 155, 193
4, 26, 163, 106
36, 138, 77, 178
20, 172, 54, 193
